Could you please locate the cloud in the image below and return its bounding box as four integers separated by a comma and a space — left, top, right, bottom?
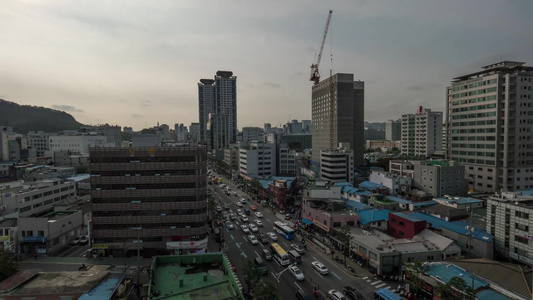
51, 104, 84, 112
132, 114, 143, 118
140, 100, 151, 107
263, 82, 281, 88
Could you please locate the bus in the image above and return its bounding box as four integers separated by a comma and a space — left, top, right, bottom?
273, 221, 295, 240
270, 243, 291, 266
373, 288, 402, 300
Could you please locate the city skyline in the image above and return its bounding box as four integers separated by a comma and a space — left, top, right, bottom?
1, 1, 532, 130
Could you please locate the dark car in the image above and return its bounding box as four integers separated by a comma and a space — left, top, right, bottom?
342, 286, 358, 300
257, 233, 268, 244
295, 289, 312, 300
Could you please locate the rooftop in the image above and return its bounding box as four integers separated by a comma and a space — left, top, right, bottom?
357, 209, 391, 225
391, 212, 422, 222
42, 210, 78, 221
258, 176, 294, 190
149, 254, 243, 300
426, 262, 489, 290
358, 181, 386, 191
410, 212, 493, 242
385, 195, 412, 205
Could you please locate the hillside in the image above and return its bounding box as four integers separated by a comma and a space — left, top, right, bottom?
0, 99, 85, 133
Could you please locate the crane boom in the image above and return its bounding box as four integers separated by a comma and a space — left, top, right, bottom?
310, 10, 332, 85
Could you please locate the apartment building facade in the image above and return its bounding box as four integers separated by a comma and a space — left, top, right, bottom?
401, 107, 443, 158
239, 141, 276, 177
446, 61, 533, 192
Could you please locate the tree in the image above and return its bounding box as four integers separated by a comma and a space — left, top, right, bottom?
403, 259, 430, 298
0, 253, 19, 281
242, 260, 263, 294
439, 276, 475, 300
253, 279, 280, 300
336, 226, 353, 267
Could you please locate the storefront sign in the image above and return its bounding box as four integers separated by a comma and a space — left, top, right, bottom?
23, 236, 46, 243
0, 236, 9, 242
92, 244, 109, 249
312, 220, 330, 233
166, 238, 208, 250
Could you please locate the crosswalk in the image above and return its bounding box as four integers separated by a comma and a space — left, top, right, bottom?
361, 276, 392, 290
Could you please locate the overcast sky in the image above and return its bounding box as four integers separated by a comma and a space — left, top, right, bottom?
1, 1, 532, 131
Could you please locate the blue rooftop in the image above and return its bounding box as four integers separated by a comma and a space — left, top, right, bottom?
426, 263, 489, 290
410, 213, 493, 242
257, 177, 295, 190
436, 197, 484, 205
346, 200, 371, 211
342, 186, 373, 196
412, 201, 438, 207
358, 209, 391, 225
385, 195, 412, 205
334, 182, 352, 186
476, 289, 511, 300
78, 272, 125, 300
359, 181, 384, 191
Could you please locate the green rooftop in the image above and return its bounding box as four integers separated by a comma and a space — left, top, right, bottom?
149, 254, 243, 300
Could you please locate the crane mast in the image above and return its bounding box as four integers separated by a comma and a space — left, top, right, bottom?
310, 10, 332, 85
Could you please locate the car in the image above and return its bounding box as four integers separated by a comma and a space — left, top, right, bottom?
224, 204, 230, 210
229, 214, 237, 221
285, 213, 291, 220
236, 201, 243, 207
280, 209, 285, 214
342, 286, 358, 300
295, 290, 312, 300
257, 233, 268, 244
267, 232, 278, 241
70, 237, 81, 245
79, 235, 89, 245
254, 219, 263, 227
255, 212, 263, 218
225, 222, 234, 230
216, 206, 222, 212
250, 205, 257, 211
220, 184, 227, 188
261, 248, 272, 261
291, 244, 305, 254
327, 289, 347, 300
249, 224, 259, 233
239, 198, 247, 204
248, 235, 258, 245
240, 216, 249, 223
289, 265, 305, 281
311, 261, 329, 275
241, 224, 250, 233
237, 209, 242, 214
232, 191, 238, 196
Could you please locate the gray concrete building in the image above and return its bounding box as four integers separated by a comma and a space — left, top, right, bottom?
446, 61, 533, 192
412, 159, 467, 198
385, 119, 401, 141
311, 73, 364, 167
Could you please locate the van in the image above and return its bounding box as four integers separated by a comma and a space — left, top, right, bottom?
288, 250, 302, 264
244, 208, 251, 215
261, 249, 272, 261
253, 257, 268, 275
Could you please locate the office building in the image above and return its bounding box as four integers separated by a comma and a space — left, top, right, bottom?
446, 61, 533, 192
412, 160, 467, 198
188, 123, 200, 143
401, 107, 443, 158
241, 127, 264, 144
239, 141, 276, 177
198, 79, 215, 143
386, 119, 401, 141
89, 146, 208, 256
320, 144, 354, 183
311, 73, 364, 166
364, 127, 385, 141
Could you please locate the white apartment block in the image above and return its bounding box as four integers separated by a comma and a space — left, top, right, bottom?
401, 107, 443, 158
49, 135, 108, 154
487, 191, 533, 266
369, 170, 412, 196
239, 141, 276, 177
447, 61, 533, 192
28, 131, 54, 157
320, 145, 354, 183
242, 127, 264, 144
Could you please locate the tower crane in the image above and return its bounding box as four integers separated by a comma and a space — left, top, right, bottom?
310, 10, 333, 85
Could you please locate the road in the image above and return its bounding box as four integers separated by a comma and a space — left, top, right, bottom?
210, 173, 374, 300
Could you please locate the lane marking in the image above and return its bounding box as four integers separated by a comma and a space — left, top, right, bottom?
230, 234, 235, 240
272, 272, 279, 282
375, 283, 387, 288
371, 280, 382, 286
331, 271, 342, 280
362, 276, 368, 280
294, 282, 302, 290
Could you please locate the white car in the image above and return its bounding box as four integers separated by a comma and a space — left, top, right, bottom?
249, 224, 259, 233
248, 234, 259, 245
255, 212, 263, 218
267, 232, 278, 241
254, 219, 263, 227
225, 222, 234, 230
239, 198, 247, 204
327, 289, 347, 300
241, 225, 250, 234
291, 244, 305, 254
236, 202, 243, 207
289, 265, 305, 281
237, 209, 242, 214
311, 261, 329, 275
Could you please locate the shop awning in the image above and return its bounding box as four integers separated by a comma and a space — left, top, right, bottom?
302, 218, 313, 225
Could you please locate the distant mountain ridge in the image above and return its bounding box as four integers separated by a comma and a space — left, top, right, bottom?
0, 99, 85, 133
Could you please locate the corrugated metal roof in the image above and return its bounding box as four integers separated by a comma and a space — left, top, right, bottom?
358, 209, 391, 225
346, 200, 371, 210
426, 263, 489, 290
358, 181, 384, 191
385, 195, 412, 204
410, 213, 493, 242
476, 289, 511, 300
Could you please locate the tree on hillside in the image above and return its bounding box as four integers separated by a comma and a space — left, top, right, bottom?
253, 279, 280, 300
0, 253, 19, 281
